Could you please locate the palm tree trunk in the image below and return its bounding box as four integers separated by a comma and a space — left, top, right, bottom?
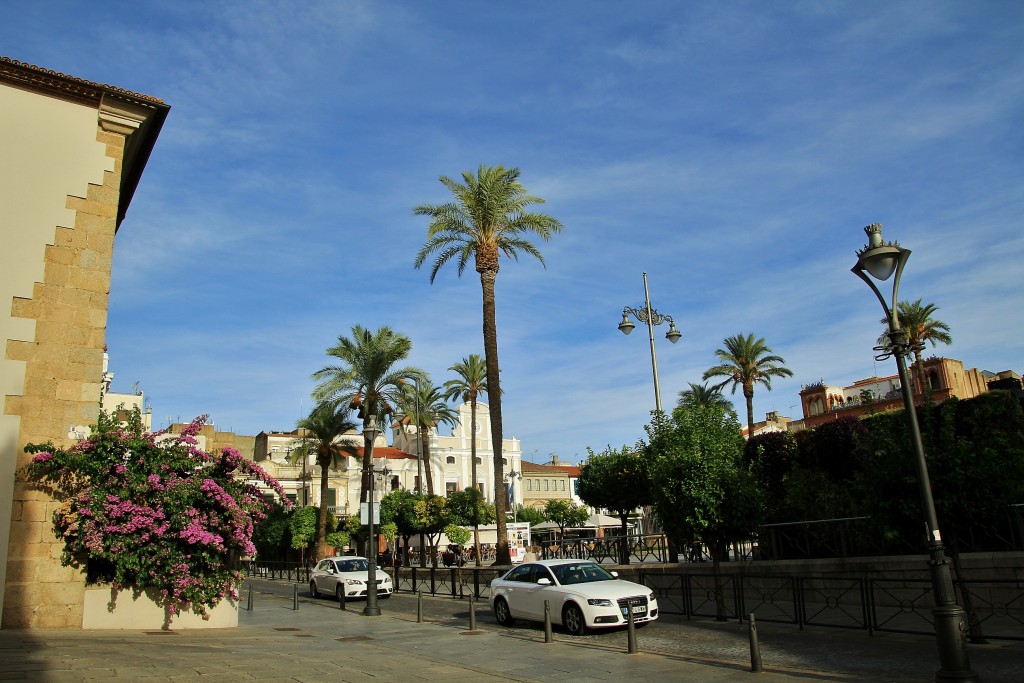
421, 428, 434, 496
480, 268, 509, 565
744, 384, 755, 439
471, 398, 482, 567
315, 456, 330, 560
913, 349, 926, 397
360, 427, 372, 503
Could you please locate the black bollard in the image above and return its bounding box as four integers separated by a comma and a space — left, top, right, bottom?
246, 583, 253, 611
469, 595, 476, 631
293, 583, 299, 610
417, 589, 423, 623
338, 587, 346, 611
748, 612, 763, 673
627, 607, 638, 654
543, 600, 553, 643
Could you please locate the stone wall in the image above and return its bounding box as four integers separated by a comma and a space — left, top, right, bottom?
3, 119, 128, 629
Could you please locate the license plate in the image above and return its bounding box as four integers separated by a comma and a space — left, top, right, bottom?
622, 605, 646, 615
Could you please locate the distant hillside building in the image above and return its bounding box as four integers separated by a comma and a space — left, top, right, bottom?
798, 356, 989, 429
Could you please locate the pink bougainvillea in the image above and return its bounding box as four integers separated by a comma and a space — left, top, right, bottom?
23, 408, 289, 618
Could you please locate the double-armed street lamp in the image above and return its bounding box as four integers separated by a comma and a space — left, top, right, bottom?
618, 272, 682, 414
852, 224, 977, 682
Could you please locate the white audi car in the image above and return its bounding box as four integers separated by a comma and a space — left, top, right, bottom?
309, 556, 393, 600
489, 559, 658, 635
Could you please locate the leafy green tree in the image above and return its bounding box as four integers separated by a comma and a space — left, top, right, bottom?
313, 325, 423, 504
444, 523, 472, 547
288, 399, 358, 560
288, 506, 320, 567
543, 499, 590, 546
415, 164, 563, 565
743, 430, 799, 522
380, 489, 421, 565
444, 353, 491, 564
645, 404, 764, 620
445, 488, 496, 528
413, 495, 449, 567
252, 502, 290, 561
397, 378, 458, 496
876, 299, 953, 394
577, 445, 653, 565
703, 333, 793, 439
326, 514, 362, 554
512, 505, 546, 526
677, 381, 734, 412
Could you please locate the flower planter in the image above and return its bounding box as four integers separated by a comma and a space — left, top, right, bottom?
82, 586, 238, 630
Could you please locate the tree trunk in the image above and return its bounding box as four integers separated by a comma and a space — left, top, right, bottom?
480, 268, 509, 565
421, 427, 434, 496
360, 427, 372, 503
314, 453, 330, 560
619, 514, 631, 565
744, 384, 755, 439
471, 398, 482, 567
711, 539, 727, 621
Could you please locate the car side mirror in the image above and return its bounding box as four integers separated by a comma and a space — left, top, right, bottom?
537, 577, 551, 586
376, 566, 381, 571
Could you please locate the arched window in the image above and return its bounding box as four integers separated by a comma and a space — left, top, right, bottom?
445, 455, 456, 465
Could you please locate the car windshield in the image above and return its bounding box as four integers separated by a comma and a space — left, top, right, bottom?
551, 562, 615, 585
335, 559, 368, 573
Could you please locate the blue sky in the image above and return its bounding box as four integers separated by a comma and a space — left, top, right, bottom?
5, 2, 1023, 463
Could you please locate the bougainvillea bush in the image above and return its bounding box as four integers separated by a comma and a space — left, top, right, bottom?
23, 408, 288, 618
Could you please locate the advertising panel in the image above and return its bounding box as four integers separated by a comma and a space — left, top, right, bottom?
508, 522, 531, 563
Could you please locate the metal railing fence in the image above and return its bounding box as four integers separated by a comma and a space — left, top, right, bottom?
636, 570, 1024, 641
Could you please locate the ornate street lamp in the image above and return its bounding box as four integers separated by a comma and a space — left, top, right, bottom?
852, 223, 977, 682
618, 272, 682, 414
362, 415, 382, 617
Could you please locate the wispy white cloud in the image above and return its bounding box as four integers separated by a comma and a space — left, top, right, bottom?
6, 1, 1022, 461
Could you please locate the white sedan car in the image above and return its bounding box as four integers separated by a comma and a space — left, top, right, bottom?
489, 559, 658, 635
309, 556, 393, 600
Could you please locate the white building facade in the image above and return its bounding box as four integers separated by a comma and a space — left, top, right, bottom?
391, 401, 523, 508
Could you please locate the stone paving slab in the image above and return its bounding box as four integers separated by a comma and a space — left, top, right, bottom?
1, 583, 1021, 683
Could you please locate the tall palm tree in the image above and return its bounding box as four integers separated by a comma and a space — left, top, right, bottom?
877, 298, 953, 394
313, 325, 423, 504
703, 333, 793, 439
443, 354, 490, 565
677, 381, 734, 412
414, 164, 563, 565
288, 400, 358, 560
397, 379, 459, 496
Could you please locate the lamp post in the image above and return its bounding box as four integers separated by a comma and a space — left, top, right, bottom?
505, 470, 522, 523
852, 224, 977, 682
362, 415, 382, 617
618, 272, 682, 414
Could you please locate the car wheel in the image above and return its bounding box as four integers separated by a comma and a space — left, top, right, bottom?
493, 597, 514, 626
309, 580, 319, 599
562, 603, 587, 636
